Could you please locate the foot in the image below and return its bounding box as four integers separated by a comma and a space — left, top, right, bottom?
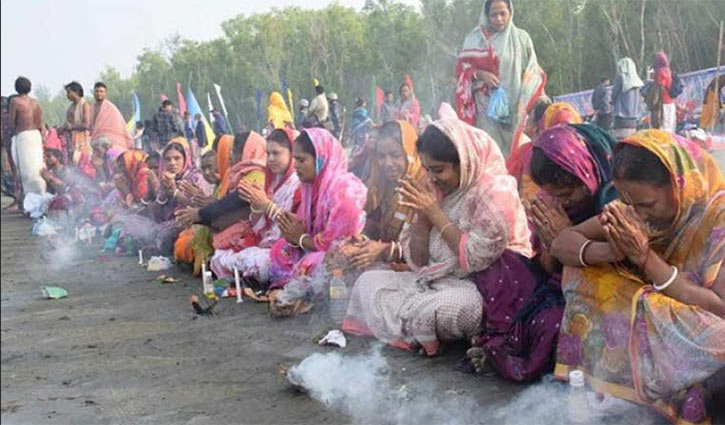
466, 347, 493, 375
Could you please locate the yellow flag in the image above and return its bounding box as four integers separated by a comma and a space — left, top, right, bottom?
313, 78, 320, 87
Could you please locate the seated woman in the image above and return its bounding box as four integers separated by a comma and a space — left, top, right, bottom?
111, 149, 153, 209
210, 129, 300, 288
550, 129, 724, 424
90, 137, 123, 198
343, 117, 532, 357
267, 128, 367, 316
112, 138, 210, 254
327, 120, 423, 279
174, 132, 266, 276
526, 124, 617, 272
40, 148, 68, 195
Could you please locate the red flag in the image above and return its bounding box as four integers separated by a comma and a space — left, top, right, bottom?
376, 86, 384, 116
404, 74, 414, 93
176, 82, 187, 117
160, 94, 169, 102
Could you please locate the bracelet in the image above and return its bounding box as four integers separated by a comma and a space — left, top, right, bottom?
653, 266, 678, 291
140, 197, 152, 206
439, 222, 455, 237
156, 196, 169, 205
298, 234, 310, 251
250, 204, 265, 214
578, 239, 593, 267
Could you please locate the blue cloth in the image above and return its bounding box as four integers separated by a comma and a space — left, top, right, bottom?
213, 113, 228, 136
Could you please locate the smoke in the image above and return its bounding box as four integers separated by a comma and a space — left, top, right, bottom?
288, 347, 662, 425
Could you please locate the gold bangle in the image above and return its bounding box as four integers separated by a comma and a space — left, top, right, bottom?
439, 222, 455, 237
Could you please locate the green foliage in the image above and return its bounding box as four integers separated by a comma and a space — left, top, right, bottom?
36, 0, 724, 129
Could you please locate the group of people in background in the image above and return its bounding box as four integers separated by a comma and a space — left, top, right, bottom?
1, 0, 723, 424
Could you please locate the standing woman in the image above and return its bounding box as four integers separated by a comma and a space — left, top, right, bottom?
394, 84, 420, 131
455, 0, 546, 158
611, 58, 644, 140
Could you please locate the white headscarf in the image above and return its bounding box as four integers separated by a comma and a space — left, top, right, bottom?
617, 57, 644, 93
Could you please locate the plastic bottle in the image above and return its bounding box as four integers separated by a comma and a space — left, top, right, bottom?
568, 370, 589, 424
328, 270, 348, 325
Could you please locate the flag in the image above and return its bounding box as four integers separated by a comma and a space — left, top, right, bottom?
176, 82, 187, 117
405, 74, 414, 93
213, 83, 229, 122
206, 92, 215, 124
160, 94, 168, 103
186, 88, 215, 152
313, 78, 320, 88
370, 75, 377, 120
376, 86, 385, 117
125, 92, 141, 134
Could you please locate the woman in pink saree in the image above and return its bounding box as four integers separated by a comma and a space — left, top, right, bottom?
268, 128, 367, 316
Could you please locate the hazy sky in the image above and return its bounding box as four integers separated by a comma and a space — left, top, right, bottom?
1, 0, 415, 96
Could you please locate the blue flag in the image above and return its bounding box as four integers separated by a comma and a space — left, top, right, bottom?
186, 88, 215, 150
255, 89, 263, 122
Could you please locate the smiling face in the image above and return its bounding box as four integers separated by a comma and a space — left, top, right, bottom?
163, 146, 186, 176
614, 179, 676, 232
267, 140, 292, 176
201, 155, 220, 185
421, 152, 460, 196
293, 143, 316, 183
376, 136, 408, 183
487, 0, 511, 33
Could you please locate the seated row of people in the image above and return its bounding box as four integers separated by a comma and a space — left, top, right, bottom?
89, 103, 722, 424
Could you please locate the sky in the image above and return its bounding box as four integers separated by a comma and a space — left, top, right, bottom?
1, 0, 415, 96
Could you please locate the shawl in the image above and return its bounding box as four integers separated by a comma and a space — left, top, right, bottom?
403, 116, 532, 282
533, 124, 617, 219
216, 131, 267, 198
90, 100, 133, 152
364, 120, 424, 242
455, 0, 546, 155
617, 57, 644, 93
619, 130, 725, 288
68, 98, 89, 129
118, 149, 149, 202
160, 137, 210, 195
268, 92, 294, 129
298, 128, 367, 250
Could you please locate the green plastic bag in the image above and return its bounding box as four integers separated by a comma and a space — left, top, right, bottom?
41, 286, 68, 299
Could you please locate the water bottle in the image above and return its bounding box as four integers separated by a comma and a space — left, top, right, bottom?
568, 370, 589, 424
328, 270, 348, 325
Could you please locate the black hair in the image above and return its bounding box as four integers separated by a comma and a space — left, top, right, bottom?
143, 119, 152, 126
94, 82, 107, 90
377, 121, 403, 145
398, 83, 410, 95
267, 129, 292, 151
211, 133, 225, 152
162, 99, 173, 108
145, 152, 161, 163
532, 98, 552, 125
233, 131, 251, 157
529, 147, 581, 188
64, 81, 84, 97
484, 0, 511, 16
417, 125, 459, 165
15, 77, 31, 95
356, 97, 366, 108
295, 132, 317, 157
315, 85, 325, 95
613, 144, 670, 187
164, 142, 186, 162
136, 121, 144, 129
201, 150, 217, 161
601, 77, 610, 83
45, 148, 62, 160
384, 90, 393, 96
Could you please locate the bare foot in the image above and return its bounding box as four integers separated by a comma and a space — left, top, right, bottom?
466, 347, 493, 375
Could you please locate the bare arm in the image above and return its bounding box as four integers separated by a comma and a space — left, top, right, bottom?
550, 216, 623, 267
8, 99, 16, 135
81, 102, 91, 130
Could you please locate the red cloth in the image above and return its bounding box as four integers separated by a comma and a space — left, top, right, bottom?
454, 45, 499, 125
655, 67, 673, 104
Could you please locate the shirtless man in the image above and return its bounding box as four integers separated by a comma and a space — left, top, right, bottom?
8, 77, 46, 209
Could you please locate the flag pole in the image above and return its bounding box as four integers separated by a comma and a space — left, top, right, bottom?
712, 20, 723, 132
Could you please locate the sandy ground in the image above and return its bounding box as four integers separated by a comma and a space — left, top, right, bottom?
1, 199, 723, 425
0, 207, 524, 425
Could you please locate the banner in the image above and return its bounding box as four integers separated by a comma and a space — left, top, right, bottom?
186, 88, 215, 151
175, 82, 187, 117
125, 92, 141, 135
376, 86, 385, 117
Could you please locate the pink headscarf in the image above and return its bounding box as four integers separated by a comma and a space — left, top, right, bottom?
227, 131, 267, 190
298, 128, 367, 249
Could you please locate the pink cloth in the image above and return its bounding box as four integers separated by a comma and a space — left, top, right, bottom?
91, 100, 133, 152
44, 127, 63, 150
268, 128, 367, 289
404, 116, 532, 282
227, 131, 267, 190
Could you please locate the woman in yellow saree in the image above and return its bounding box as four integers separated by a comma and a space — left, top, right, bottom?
550, 129, 724, 424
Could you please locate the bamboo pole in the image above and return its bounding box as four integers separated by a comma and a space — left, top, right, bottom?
712, 20, 723, 132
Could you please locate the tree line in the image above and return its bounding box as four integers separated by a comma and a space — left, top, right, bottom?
34, 0, 724, 130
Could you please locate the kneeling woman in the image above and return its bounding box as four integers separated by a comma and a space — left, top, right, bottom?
344, 117, 532, 356
268, 128, 367, 316
551, 130, 724, 424
210, 129, 300, 286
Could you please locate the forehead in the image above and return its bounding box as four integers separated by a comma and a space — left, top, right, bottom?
421, 152, 450, 168
614, 179, 667, 202
489, 1, 509, 13
377, 137, 403, 152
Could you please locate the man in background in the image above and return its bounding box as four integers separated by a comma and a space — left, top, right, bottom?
591, 76, 612, 130
151, 99, 185, 147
